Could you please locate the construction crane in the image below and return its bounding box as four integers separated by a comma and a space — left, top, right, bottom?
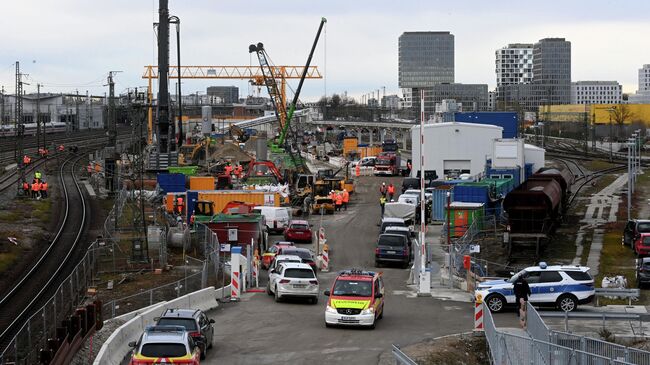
249, 18, 327, 154
142, 65, 322, 145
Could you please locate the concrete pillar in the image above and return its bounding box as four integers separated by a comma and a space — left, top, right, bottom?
369, 129, 374, 145
357, 128, 362, 144
380, 129, 386, 142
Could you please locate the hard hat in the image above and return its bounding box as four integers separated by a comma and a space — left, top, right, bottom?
382, 182, 386, 185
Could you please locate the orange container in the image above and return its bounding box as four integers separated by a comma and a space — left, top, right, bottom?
197, 191, 280, 213
189, 176, 215, 190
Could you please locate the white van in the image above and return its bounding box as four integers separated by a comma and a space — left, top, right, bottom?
254, 206, 291, 234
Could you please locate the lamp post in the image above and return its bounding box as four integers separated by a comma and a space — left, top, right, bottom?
636, 129, 643, 174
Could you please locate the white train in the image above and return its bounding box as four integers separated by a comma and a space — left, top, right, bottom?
0, 121, 68, 137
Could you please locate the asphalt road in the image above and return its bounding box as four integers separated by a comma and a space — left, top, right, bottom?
202, 175, 519, 364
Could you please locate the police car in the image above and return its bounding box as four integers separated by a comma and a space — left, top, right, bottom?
475, 262, 595, 313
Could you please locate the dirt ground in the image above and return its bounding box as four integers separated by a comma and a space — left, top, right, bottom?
400, 333, 489, 365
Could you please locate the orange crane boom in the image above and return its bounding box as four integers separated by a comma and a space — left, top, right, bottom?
142, 65, 322, 145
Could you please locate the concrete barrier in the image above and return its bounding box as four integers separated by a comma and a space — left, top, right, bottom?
93, 285, 231, 365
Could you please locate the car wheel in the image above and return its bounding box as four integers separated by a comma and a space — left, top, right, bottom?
325, 322, 333, 328
369, 319, 376, 329
557, 294, 578, 312
375, 261, 382, 268
378, 307, 384, 320
208, 331, 214, 349
274, 287, 281, 302
485, 294, 506, 313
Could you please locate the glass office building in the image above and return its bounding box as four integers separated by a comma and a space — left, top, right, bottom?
399, 32, 454, 88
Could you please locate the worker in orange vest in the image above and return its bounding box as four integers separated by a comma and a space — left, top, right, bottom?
22, 180, 29, 197
334, 191, 343, 212
342, 188, 350, 211
31, 180, 40, 199
57, 145, 65, 152
41, 180, 48, 198
224, 163, 233, 176
23, 155, 31, 166
235, 164, 243, 179
176, 196, 184, 215
355, 164, 360, 177
387, 183, 395, 201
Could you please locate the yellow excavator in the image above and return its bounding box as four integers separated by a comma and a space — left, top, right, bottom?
178, 137, 211, 166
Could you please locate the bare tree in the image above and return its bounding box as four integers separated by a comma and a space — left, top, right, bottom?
610, 104, 634, 138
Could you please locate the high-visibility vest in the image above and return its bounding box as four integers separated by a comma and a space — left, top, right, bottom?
23, 156, 30, 164
38, 182, 44, 191
22, 182, 29, 190
42, 182, 48, 191
31, 183, 39, 192
342, 190, 349, 203
380, 197, 386, 205
335, 194, 343, 205
176, 197, 184, 206
225, 165, 233, 174
387, 185, 395, 194
34, 172, 42, 180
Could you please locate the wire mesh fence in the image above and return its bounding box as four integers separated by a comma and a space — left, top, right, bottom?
0, 243, 96, 365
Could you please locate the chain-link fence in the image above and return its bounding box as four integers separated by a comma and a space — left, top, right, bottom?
0, 242, 96, 365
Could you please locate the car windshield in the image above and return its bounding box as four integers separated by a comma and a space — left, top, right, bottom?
332, 279, 372, 297
291, 224, 309, 230
284, 268, 315, 278
378, 235, 405, 247
638, 222, 650, 232
284, 250, 312, 260
381, 221, 406, 232
140, 343, 187, 358
156, 318, 198, 331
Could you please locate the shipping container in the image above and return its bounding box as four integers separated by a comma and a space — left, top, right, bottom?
358, 145, 382, 158
167, 166, 199, 176
189, 176, 215, 190
343, 137, 358, 157
429, 185, 454, 222
197, 190, 280, 213
446, 202, 485, 237
454, 112, 518, 139
206, 213, 267, 254
485, 167, 521, 187
157, 173, 186, 194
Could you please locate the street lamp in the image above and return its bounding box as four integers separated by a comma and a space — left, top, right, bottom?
636, 129, 643, 174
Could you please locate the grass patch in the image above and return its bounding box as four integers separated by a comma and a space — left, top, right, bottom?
0, 210, 24, 222
28, 199, 52, 223
583, 160, 615, 172
0, 246, 20, 272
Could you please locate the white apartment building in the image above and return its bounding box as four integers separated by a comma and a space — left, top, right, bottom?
629, 64, 650, 104
495, 43, 534, 86
571, 81, 622, 104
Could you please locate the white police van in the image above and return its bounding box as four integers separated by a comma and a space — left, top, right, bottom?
475, 262, 595, 313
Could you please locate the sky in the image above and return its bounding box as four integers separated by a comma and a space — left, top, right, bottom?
1, 0, 649, 102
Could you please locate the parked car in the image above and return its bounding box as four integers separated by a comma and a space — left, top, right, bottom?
254, 206, 291, 233
401, 177, 420, 194
384, 226, 414, 259
324, 269, 384, 329
380, 217, 407, 233
375, 233, 411, 268
634, 233, 650, 256
353, 156, 376, 167
262, 242, 295, 269
636, 257, 650, 288
402, 189, 432, 202
128, 325, 201, 365
268, 254, 304, 273
476, 262, 595, 313
284, 220, 313, 243
622, 219, 650, 247
155, 308, 215, 359
278, 247, 317, 271
268, 262, 319, 303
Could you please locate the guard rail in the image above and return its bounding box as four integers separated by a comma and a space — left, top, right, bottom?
595, 288, 641, 306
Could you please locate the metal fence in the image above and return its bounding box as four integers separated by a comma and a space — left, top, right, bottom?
526, 302, 650, 365
484, 303, 635, 365
0, 242, 97, 364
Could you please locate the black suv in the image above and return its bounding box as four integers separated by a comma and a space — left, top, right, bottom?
623, 219, 650, 247
155, 308, 215, 359
375, 233, 410, 268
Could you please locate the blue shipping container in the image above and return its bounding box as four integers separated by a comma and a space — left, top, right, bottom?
430, 186, 454, 222
525, 163, 535, 181
485, 167, 521, 187
157, 173, 186, 194
454, 112, 518, 139
454, 185, 489, 204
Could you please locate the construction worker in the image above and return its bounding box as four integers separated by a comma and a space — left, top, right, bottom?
224, 163, 233, 176
41, 180, 48, 198
31, 179, 40, 199
23, 155, 31, 166
355, 164, 361, 177
176, 196, 184, 215
34, 171, 42, 182
379, 182, 387, 197
57, 145, 65, 152
303, 196, 312, 217
380, 195, 387, 217
235, 164, 243, 179
22, 180, 29, 197
334, 191, 343, 212
387, 183, 395, 201
342, 188, 349, 211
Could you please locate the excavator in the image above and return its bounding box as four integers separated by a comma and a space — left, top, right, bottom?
178, 137, 212, 166
249, 17, 327, 172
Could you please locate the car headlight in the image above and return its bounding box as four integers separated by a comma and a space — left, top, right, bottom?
326, 306, 337, 314
360, 307, 374, 315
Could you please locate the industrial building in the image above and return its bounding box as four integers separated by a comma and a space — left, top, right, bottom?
0, 93, 105, 130
206, 86, 240, 104
540, 103, 650, 125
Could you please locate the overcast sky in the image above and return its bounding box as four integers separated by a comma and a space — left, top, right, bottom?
1, 0, 649, 102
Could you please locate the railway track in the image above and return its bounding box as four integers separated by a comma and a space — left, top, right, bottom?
0, 153, 89, 357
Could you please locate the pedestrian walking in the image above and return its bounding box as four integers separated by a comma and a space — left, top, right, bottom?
379, 182, 387, 197
342, 188, 349, 211
513, 275, 531, 328
387, 183, 395, 201
380, 195, 387, 217
303, 196, 312, 217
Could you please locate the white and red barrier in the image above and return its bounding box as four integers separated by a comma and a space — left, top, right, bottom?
474, 299, 484, 331
231, 247, 242, 301
321, 246, 329, 272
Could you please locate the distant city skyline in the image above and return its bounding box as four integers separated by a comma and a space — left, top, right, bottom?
1, 0, 650, 102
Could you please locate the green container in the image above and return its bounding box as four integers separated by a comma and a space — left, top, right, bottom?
168, 166, 199, 176
446, 202, 484, 237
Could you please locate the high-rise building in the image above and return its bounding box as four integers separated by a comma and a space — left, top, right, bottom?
206, 86, 239, 104
629, 64, 650, 104
398, 31, 454, 88
496, 38, 571, 111
571, 81, 622, 104
495, 43, 534, 87
405, 83, 489, 120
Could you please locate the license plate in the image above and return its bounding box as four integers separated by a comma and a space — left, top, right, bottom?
387, 250, 396, 254
341, 316, 356, 320
293, 284, 307, 288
